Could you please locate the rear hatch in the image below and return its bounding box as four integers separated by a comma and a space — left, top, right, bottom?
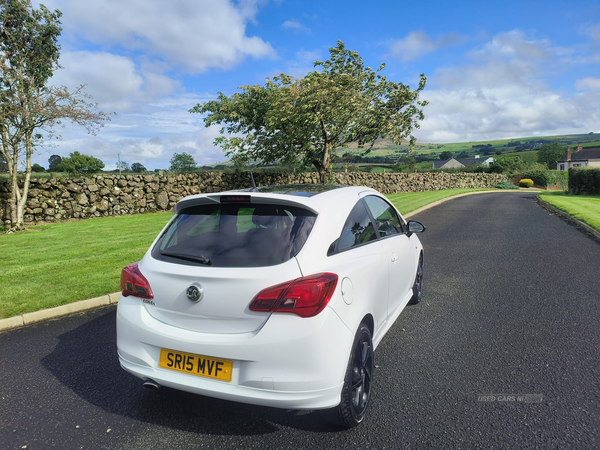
139, 194, 318, 334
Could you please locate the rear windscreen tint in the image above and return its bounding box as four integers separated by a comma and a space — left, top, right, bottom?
151, 203, 317, 267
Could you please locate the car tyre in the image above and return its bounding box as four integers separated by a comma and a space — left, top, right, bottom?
409, 253, 423, 305
323, 323, 374, 428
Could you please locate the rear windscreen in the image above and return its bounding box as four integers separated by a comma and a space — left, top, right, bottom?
151, 202, 317, 267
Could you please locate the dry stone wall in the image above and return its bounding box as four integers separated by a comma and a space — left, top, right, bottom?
0, 171, 506, 225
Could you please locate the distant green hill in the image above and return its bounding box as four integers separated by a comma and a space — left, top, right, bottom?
199, 133, 599, 169
338, 133, 600, 161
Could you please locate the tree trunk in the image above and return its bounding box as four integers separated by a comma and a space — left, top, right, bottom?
16, 135, 34, 228
6, 138, 32, 231
9, 149, 19, 228
319, 141, 331, 184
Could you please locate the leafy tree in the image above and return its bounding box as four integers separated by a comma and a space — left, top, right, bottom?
0, 0, 110, 229
395, 155, 417, 172
404, 156, 416, 170
488, 156, 525, 174
117, 161, 130, 172
60, 151, 104, 174
0, 151, 7, 172
192, 40, 427, 183
439, 151, 453, 160
131, 162, 146, 173
48, 154, 62, 171
31, 163, 45, 172
537, 142, 567, 169
169, 152, 196, 173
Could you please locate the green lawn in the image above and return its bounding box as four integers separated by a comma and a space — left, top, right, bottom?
0, 212, 173, 318
387, 189, 491, 215
0, 188, 491, 319
538, 191, 600, 230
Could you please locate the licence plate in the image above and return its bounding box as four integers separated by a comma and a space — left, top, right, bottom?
159, 348, 233, 382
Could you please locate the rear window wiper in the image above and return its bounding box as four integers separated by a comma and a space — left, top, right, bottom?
160, 251, 212, 265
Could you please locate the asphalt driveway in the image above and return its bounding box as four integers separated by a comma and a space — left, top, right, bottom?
1, 191, 599, 449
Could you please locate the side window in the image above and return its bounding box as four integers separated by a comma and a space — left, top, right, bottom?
337, 201, 377, 252
363, 195, 404, 237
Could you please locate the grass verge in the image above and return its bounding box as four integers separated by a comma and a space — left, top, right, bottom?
538, 191, 600, 231
0, 188, 491, 319
387, 189, 491, 215
0, 212, 173, 318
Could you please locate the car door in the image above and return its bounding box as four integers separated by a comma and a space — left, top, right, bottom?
363, 195, 417, 318
324, 199, 390, 334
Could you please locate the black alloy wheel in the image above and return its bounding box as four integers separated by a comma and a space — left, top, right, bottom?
324, 323, 374, 428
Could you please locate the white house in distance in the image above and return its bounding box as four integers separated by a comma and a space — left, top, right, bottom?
557, 145, 600, 170
433, 155, 495, 170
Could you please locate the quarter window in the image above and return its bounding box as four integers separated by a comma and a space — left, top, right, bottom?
336, 201, 377, 253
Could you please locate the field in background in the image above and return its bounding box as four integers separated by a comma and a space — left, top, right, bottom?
502, 150, 539, 163
324, 133, 600, 173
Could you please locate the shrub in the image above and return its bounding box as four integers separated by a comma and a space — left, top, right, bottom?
569, 168, 600, 195
494, 181, 519, 190
519, 179, 534, 188
520, 167, 568, 189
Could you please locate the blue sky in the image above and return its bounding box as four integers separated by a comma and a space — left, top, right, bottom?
30, 0, 600, 170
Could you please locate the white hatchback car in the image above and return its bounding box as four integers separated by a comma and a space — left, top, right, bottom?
117, 184, 425, 427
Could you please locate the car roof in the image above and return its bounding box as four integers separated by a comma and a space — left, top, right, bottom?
174, 184, 380, 215
236, 184, 346, 197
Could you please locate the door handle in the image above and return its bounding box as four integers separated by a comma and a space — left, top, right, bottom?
391, 253, 398, 263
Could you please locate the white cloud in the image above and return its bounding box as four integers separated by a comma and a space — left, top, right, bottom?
388, 31, 436, 62
469, 30, 551, 61
576, 77, 600, 90
583, 24, 600, 45
43, 0, 276, 74
414, 30, 599, 142
35, 123, 227, 170
388, 30, 464, 62
51, 51, 146, 111
281, 19, 311, 34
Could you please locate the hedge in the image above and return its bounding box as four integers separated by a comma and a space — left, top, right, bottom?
568, 167, 600, 195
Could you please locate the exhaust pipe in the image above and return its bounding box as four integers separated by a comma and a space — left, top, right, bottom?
143, 380, 160, 391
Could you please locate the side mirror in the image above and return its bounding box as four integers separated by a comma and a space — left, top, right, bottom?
406, 220, 426, 236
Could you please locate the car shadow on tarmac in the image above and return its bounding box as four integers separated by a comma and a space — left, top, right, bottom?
41, 307, 344, 435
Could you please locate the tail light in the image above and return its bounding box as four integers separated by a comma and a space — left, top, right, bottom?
121, 262, 153, 299
249, 273, 338, 318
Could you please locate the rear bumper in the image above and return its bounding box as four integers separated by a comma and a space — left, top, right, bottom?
116, 295, 353, 410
